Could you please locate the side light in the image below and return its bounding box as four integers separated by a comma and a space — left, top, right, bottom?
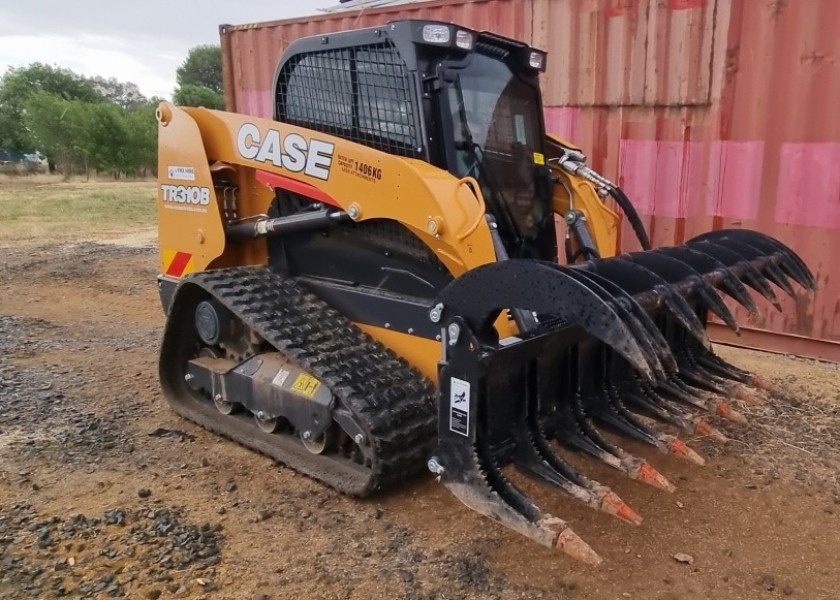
455, 29, 474, 50
528, 50, 546, 71
422, 24, 451, 44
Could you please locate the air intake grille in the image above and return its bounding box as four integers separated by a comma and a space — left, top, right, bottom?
276, 42, 420, 158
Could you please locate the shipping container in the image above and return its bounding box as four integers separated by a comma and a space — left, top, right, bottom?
219, 0, 840, 361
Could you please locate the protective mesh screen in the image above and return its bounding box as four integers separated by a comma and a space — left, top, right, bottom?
276, 42, 419, 157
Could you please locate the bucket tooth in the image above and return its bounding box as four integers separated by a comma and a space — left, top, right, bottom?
625, 458, 677, 493
595, 488, 643, 525
656, 246, 759, 315
660, 434, 706, 466
690, 229, 816, 290
732, 384, 765, 406
708, 398, 749, 425
552, 525, 603, 566
687, 240, 782, 310
693, 418, 729, 442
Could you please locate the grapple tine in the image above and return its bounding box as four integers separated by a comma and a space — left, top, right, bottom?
690, 229, 816, 290
435, 443, 601, 564
435, 260, 654, 378
622, 251, 740, 333
434, 331, 603, 565
703, 237, 796, 298
656, 246, 759, 315
570, 266, 677, 374
515, 432, 643, 526
583, 258, 709, 345
687, 240, 782, 310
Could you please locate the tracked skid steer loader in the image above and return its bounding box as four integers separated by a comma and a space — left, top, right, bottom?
155, 20, 816, 563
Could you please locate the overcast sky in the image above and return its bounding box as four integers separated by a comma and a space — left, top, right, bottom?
0, 0, 338, 99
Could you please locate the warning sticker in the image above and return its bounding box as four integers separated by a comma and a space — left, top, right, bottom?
271, 368, 291, 387
291, 373, 320, 398
449, 377, 471, 436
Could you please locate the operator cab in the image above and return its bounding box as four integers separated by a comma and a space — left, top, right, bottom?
274, 20, 556, 261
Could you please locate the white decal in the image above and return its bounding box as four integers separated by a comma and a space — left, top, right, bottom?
272, 369, 291, 387
449, 377, 471, 436
167, 166, 195, 181
237, 123, 260, 160
236, 123, 334, 180
160, 185, 211, 212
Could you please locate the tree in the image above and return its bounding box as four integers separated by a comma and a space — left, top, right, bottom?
173, 84, 224, 110
173, 45, 224, 109
0, 63, 102, 152
88, 76, 148, 110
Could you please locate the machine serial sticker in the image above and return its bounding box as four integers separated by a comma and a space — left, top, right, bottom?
272, 369, 291, 387
449, 377, 471, 436
291, 373, 321, 398
167, 166, 196, 181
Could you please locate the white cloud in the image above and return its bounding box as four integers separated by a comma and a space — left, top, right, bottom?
0, 0, 337, 99
0, 34, 178, 98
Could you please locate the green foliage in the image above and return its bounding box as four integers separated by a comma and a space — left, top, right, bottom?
173, 45, 223, 109
176, 45, 223, 94
5, 65, 158, 178
172, 83, 224, 110
0, 63, 103, 152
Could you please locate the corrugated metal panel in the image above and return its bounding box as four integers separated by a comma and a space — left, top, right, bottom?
220, 0, 530, 118
219, 0, 840, 358
531, 0, 716, 106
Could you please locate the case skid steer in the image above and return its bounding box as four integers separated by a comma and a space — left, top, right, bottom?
155, 20, 815, 564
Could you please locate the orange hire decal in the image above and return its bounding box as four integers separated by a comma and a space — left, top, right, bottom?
236, 123, 335, 180
161, 250, 194, 278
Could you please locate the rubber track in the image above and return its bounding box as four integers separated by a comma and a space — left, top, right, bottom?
160, 266, 437, 496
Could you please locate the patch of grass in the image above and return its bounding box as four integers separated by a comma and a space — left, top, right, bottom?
0, 178, 156, 243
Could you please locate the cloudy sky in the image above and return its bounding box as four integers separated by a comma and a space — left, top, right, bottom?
0, 0, 338, 99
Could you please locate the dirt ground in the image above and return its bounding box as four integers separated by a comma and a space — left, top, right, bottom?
1, 190, 839, 599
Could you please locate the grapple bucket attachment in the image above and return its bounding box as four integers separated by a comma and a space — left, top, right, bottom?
427, 229, 814, 563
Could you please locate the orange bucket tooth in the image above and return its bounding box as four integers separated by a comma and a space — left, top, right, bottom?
665, 436, 706, 466
628, 460, 676, 493
693, 418, 729, 443
553, 526, 603, 566
713, 400, 749, 425
748, 374, 784, 397
597, 490, 643, 525
733, 385, 765, 406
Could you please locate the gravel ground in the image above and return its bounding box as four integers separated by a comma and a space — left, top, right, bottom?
0, 240, 839, 600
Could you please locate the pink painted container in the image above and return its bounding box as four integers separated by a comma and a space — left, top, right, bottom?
220, 0, 840, 360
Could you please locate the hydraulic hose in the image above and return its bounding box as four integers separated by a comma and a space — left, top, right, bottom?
608, 187, 651, 251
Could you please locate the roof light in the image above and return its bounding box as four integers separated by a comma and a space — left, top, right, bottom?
528, 51, 546, 71
422, 24, 451, 44
455, 29, 474, 50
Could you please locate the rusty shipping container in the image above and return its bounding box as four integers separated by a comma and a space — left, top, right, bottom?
219, 0, 840, 361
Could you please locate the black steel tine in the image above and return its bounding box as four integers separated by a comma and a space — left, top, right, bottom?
435, 260, 653, 378
690, 229, 816, 290
656, 246, 759, 315
551, 265, 665, 378
687, 240, 782, 310
583, 257, 709, 345
622, 251, 740, 333
703, 237, 796, 298
569, 266, 677, 374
